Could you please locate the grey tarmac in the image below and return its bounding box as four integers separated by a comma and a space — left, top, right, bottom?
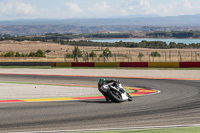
0, 69, 200, 132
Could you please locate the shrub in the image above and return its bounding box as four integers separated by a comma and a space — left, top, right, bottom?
138, 52, 144, 57
36, 49, 45, 57
46, 49, 51, 53
21, 53, 27, 57
28, 50, 46, 57
4, 51, 15, 57
15, 52, 21, 57
99, 54, 104, 57
28, 52, 36, 57
66, 53, 74, 58
0, 53, 4, 57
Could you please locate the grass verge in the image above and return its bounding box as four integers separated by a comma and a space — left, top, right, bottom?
74, 127, 200, 133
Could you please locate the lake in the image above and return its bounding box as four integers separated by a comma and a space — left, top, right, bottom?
91, 38, 200, 45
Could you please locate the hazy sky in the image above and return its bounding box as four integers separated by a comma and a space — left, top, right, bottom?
0, 0, 200, 20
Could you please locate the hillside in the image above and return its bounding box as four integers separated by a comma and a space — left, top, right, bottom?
0, 14, 200, 35
1, 14, 200, 26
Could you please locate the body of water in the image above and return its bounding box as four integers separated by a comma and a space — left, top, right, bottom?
91, 38, 200, 44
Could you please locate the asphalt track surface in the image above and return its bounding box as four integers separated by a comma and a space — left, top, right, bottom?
0, 74, 200, 132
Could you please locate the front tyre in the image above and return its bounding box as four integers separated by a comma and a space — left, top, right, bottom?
107, 89, 123, 103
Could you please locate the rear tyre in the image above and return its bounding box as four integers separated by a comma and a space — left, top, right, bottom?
107, 89, 123, 103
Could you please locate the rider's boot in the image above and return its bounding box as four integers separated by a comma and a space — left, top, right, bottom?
105, 97, 110, 102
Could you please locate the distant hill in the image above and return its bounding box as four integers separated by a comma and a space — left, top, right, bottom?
0, 14, 200, 26
0, 14, 200, 35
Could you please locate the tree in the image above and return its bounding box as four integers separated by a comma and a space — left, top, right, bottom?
151, 51, 161, 57
72, 46, 82, 58
102, 48, 112, 57
169, 42, 177, 48
89, 51, 97, 57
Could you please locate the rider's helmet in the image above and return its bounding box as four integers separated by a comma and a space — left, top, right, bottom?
99, 78, 105, 82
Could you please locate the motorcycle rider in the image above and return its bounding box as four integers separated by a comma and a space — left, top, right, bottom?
98, 78, 133, 102
98, 78, 118, 101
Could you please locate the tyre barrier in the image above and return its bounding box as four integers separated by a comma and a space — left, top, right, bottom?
148, 62, 179, 68
180, 62, 200, 68
52, 62, 200, 68
0, 62, 52, 66
0, 62, 199, 68
120, 62, 148, 67
72, 62, 94, 67
94, 62, 120, 67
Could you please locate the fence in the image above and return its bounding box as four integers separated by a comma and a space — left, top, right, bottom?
64, 49, 200, 62
2, 49, 198, 63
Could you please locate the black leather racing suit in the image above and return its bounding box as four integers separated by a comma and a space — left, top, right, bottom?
98, 79, 117, 101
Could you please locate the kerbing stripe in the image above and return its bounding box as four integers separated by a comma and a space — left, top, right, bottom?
0, 87, 159, 103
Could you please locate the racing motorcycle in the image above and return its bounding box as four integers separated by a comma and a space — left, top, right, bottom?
98, 79, 133, 103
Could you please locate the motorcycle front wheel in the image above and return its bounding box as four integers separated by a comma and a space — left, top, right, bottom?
107, 89, 123, 103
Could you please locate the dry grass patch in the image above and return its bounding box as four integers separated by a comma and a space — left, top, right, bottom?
0, 40, 200, 62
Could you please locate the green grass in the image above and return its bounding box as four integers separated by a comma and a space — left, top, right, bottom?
73, 127, 200, 133
0, 66, 200, 70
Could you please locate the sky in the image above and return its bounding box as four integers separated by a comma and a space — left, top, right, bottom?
0, 0, 200, 20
